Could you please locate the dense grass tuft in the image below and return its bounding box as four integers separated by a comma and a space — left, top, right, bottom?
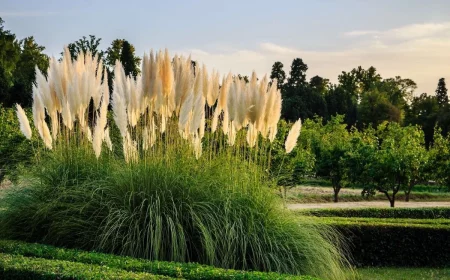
0, 147, 354, 279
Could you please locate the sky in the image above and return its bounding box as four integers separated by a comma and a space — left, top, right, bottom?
2, 0, 450, 95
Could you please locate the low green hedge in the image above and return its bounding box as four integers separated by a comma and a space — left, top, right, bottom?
0, 240, 317, 280
310, 217, 450, 228
296, 207, 450, 219
0, 253, 172, 279
314, 218, 450, 267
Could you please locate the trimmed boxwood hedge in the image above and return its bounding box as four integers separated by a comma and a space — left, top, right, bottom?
295, 207, 450, 219
0, 253, 172, 279
320, 218, 450, 267
0, 240, 318, 280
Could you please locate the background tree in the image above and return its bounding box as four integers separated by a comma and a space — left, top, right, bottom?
105, 39, 141, 77
325, 85, 357, 127
282, 58, 327, 121
66, 35, 104, 60
429, 129, 450, 190
0, 18, 49, 107
404, 93, 439, 147
365, 123, 426, 207
9, 37, 49, 106
436, 78, 448, 107
269, 61, 286, 89
104, 39, 141, 91
120, 40, 139, 78
358, 89, 401, 128
314, 115, 350, 202
286, 58, 308, 88
309, 75, 329, 95
0, 17, 20, 105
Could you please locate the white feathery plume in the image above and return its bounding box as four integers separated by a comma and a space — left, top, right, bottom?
268, 126, 278, 143
32, 87, 45, 140
218, 73, 231, 111
211, 107, 220, 133
16, 104, 32, 140
112, 71, 128, 138
141, 52, 151, 96
123, 132, 138, 163
246, 123, 258, 148
199, 111, 206, 138
104, 127, 113, 152
192, 134, 202, 159
179, 89, 193, 130
222, 111, 229, 135
227, 80, 236, 122
227, 121, 236, 146
41, 120, 53, 149
207, 69, 220, 107
92, 71, 110, 158
285, 119, 302, 154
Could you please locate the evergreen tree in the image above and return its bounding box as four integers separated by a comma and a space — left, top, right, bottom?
436, 78, 448, 107
287, 58, 308, 88
269, 61, 286, 89
120, 40, 138, 78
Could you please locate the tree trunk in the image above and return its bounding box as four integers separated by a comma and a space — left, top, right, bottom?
283, 186, 288, 208
390, 198, 395, 207
380, 190, 395, 208
333, 187, 340, 203
405, 191, 410, 202
405, 181, 414, 202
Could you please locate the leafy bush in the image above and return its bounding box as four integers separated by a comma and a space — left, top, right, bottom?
0, 106, 36, 182
0, 253, 172, 279
0, 240, 319, 280
296, 207, 450, 219
306, 216, 450, 267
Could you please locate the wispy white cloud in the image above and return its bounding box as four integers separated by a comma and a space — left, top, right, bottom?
181, 22, 450, 95
0, 11, 58, 17
344, 30, 380, 37
345, 22, 450, 40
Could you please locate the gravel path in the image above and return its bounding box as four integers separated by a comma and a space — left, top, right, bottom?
287, 201, 450, 209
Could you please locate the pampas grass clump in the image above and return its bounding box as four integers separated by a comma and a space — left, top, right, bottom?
1, 48, 355, 280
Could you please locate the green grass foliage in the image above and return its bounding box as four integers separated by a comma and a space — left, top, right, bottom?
0, 146, 353, 279
0, 240, 319, 280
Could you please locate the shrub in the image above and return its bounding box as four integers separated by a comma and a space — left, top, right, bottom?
306, 217, 450, 267
296, 207, 450, 219
0, 147, 353, 280
0, 253, 173, 279
0, 240, 318, 280
0, 106, 36, 182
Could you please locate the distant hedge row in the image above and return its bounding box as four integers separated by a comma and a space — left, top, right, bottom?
301, 212, 450, 267
0, 240, 317, 280
337, 223, 450, 267
296, 207, 450, 219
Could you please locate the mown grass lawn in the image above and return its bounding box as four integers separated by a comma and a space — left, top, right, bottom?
357, 267, 450, 280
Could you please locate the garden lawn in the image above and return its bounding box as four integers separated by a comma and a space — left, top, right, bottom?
357, 267, 450, 280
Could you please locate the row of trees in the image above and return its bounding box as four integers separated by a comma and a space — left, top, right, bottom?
0, 18, 141, 107
270, 60, 450, 146
273, 115, 450, 207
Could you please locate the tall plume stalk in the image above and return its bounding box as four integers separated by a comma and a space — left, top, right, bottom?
20, 47, 295, 167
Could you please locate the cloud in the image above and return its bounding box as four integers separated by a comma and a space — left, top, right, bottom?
0, 11, 58, 17
344, 30, 380, 37
346, 22, 450, 41
181, 22, 450, 95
